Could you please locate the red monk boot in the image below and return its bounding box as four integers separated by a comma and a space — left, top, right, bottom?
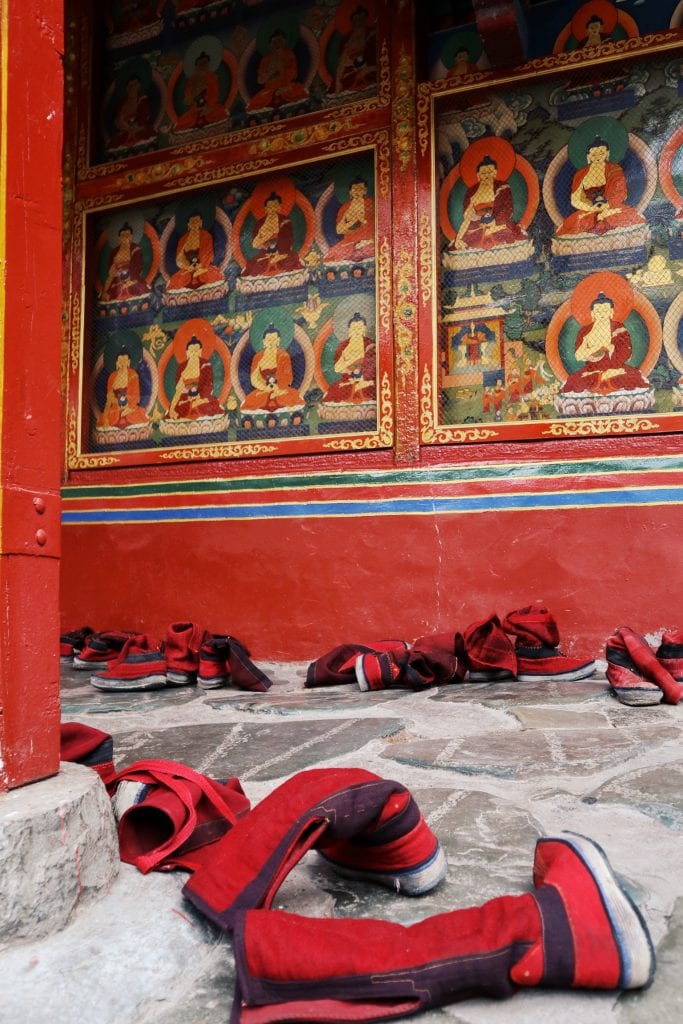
182, 768, 446, 931
230, 831, 654, 1024
503, 604, 596, 682
463, 613, 517, 681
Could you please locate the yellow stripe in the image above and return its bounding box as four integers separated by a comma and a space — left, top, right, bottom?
0, 2, 9, 552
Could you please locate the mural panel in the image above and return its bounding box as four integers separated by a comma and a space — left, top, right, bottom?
80, 148, 389, 460
95, 0, 382, 163
432, 54, 683, 439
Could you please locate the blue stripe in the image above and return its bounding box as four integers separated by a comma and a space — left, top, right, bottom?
61, 486, 683, 524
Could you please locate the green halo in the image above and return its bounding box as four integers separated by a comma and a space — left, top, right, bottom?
332, 160, 375, 205
256, 14, 299, 56
104, 209, 146, 246
441, 29, 483, 70
568, 116, 629, 169
249, 308, 295, 350
103, 329, 144, 372
332, 294, 375, 343
114, 57, 153, 97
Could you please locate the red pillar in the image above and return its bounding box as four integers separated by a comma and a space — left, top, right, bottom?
0, 0, 64, 790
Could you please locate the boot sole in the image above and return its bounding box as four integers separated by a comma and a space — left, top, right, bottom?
319, 842, 448, 897
90, 673, 168, 691
517, 663, 596, 682
559, 831, 656, 990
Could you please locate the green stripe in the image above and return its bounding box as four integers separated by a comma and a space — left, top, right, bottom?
61, 454, 683, 501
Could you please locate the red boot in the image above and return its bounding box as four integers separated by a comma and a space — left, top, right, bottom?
503, 604, 596, 682
463, 613, 517, 681
182, 768, 446, 931
231, 832, 654, 1023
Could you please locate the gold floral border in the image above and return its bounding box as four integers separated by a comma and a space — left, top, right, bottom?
392, 47, 414, 172
393, 249, 416, 383
418, 211, 433, 303
542, 418, 659, 438
159, 442, 278, 460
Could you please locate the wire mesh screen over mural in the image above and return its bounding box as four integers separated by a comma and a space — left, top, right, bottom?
85, 150, 382, 455
432, 54, 683, 439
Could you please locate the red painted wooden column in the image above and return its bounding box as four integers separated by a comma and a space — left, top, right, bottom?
0, 0, 64, 790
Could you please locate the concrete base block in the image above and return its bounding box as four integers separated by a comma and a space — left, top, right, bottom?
0, 762, 119, 946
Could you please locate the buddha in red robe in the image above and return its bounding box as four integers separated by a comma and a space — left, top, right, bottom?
556, 136, 645, 237
242, 325, 302, 410
167, 213, 224, 291
98, 351, 149, 428
174, 51, 227, 132
560, 292, 650, 395
100, 223, 150, 301
247, 29, 308, 112
243, 193, 303, 277
167, 337, 224, 419
109, 75, 156, 150
324, 312, 375, 404
334, 6, 376, 94
325, 178, 374, 262
451, 155, 527, 251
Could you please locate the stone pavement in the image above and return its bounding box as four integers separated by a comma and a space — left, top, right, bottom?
2, 660, 682, 1024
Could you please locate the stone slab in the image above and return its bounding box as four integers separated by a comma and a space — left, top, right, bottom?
112, 717, 405, 781
206, 686, 408, 714
381, 726, 679, 780
588, 762, 683, 831
431, 677, 608, 705
0, 763, 119, 945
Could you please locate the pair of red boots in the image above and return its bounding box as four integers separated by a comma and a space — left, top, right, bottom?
464, 605, 596, 683
71, 624, 271, 693
306, 635, 466, 692
60, 724, 655, 1020
606, 627, 683, 707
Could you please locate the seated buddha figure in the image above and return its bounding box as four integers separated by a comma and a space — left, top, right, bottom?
167, 213, 225, 292
450, 155, 528, 252
556, 136, 645, 238
167, 336, 224, 420
560, 291, 650, 396
97, 350, 149, 429
241, 324, 302, 411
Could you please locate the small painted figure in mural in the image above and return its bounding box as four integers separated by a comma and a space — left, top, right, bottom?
167, 212, 225, 291
560, 291, 650, 396
556, 135, 645, 237
243, 192, 304, 276
553, 1, 639, 54
450, 155, 528, 251
324, 312, 375, 404
333, 5, 377, 94
97, 349, 150, 429
242, 324, 302, 410
100, 222, 150, 301
447, 46, 480, 79
247, 27, 308, 112
175, 50, 228, 132
108, 74, 156, 150
167, 336, 224, 419
325, 177, 374, 262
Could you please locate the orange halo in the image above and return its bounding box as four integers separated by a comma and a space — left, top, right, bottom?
459, 136, 517, 189
570, 271, 634, 327
249, 177, 297, 219
172, 317, 220, 363
571, 0, 618, 41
